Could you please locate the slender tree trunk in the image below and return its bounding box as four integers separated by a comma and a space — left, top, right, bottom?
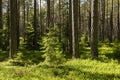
40, 0, 43, 36
0, 0, 2, 49
78, 0, 81, 38
33, 0, 37, 49
47, 0, 50, 29
88, 0, 91, 42
23, 0, 26, 41
117, 0, 120, 40
51, 0, 54, 27
69, 0, 72, 56
26, 1, 29, 27
98, 0, 102, 41
91, 0, 98, 57
59, 0, 62, 42
101, 0, 105, 41
71, 0, 79, 59
106, 0, 109, 40
109, 0, 113, 42
0, 0, 2, 29
9, 0, 18, 58
17, 0, 20, 48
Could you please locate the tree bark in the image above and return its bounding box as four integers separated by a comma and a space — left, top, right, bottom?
0, 0, 2, 49
17, 0, 20, 48
71, 0, 79, 59
101, 0, 105, 41
117, 0, 120, 40
0, 0, 2, 29
109, 0, 113, 42
33, 0, 37, 49
91, 0, 98, 57
47, 0, 50, 29
9, 0, 18, 58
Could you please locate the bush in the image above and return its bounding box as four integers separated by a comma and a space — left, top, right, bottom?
79, 33, 89, 47
25, 23, 40, 50
9, 51, 43, 66
42, 31, 66, 66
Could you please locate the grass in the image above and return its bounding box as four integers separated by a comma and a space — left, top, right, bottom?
0, 58, 120, 80
0, 42, 120, 80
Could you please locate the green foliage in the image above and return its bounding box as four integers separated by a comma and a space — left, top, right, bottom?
9, 51, 43, 66
0, 26, 9, 50
106, 42, 120, 61
25, 22, 40, 50
79, 33, 89, 47
42, 31, 66, 65
0, 51, 8, 61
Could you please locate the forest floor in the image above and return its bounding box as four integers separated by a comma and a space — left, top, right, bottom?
0, 58, 120, 80
0, 42, 120, 80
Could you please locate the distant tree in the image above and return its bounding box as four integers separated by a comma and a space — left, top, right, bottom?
91, 0, 98, 57
22, 0, 26, 41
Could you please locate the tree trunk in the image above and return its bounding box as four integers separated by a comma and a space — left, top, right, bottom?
47, 0, 50, 29
109, 0, 113, 42
17, 0, 20, 48
9, 0, 18, 58
23, 0, 26, 41
91, 0, 98, 57
33, 0, 37, 49
117, 0, 120, 40
69, 0, 72, 56
101, 0, 105, 41
0, 0, 2, 49
71, 0, 79, 59
0, 0, 2, 29
88, 0, 91, 41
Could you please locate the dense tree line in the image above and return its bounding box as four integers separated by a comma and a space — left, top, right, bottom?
0, 0, 120, 62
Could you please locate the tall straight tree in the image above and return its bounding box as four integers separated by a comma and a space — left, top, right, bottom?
58, 0, 62, 42
91, 0, 98, 57
47, 0, 50, 28
69, 0, 72, 55
71, 0, 79, 59
9, 0, 18, 58
109, 0, 113, 42
39, 0, 43, 36
0, 0, 2, 49
17, 0, 20, 48
101, 0, 105, 41
23, 0, 26, 41
51, 0, 54, 27
0, 0, 2, 29
88, 0, 91, 40
33, 0, 37, 49
117, 0, 120, 40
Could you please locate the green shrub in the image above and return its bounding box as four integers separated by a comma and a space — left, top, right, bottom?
79, 33, 89, 47
9, 51, 43, 66
25, 23, 40, 50
42, 31, 66, 66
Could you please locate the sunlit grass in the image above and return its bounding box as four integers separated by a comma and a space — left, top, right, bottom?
0, 58, 120, 80
0, 42, 120, 80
